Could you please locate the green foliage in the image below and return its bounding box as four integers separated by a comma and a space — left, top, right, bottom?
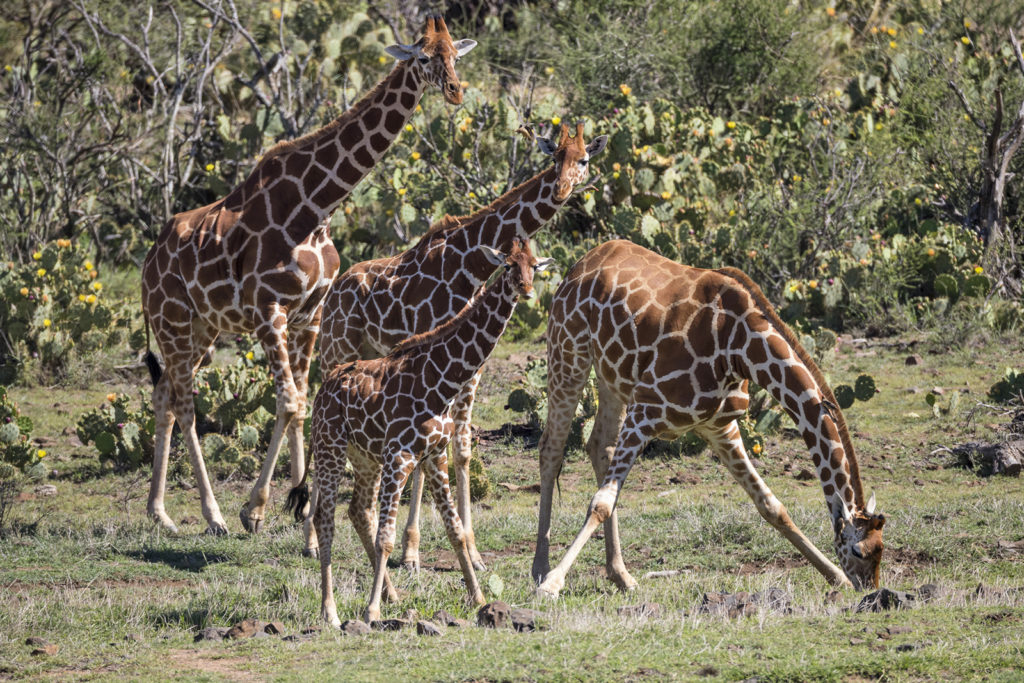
925, 389, 962, 419
75, 392, 155, 472
833, 374, 878, 410
987, 368, 1024, 405
0, 240, 140, 382
0, 384, 41, 477
468, 456, 490, 502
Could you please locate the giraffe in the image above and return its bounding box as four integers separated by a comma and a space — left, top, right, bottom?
287, 240, 552, 625
141, 16, 477, 535
313, 122, 607, 566
532, 240, 886, 598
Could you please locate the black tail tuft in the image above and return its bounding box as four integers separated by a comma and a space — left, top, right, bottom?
145, 351, 162, 386
286, 483, 310, 522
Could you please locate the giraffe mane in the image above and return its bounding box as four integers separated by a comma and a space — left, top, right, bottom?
716, 266, 866, 508
255, 61, 410, 168
422, 166, 552, 239
389, 287, 485, 355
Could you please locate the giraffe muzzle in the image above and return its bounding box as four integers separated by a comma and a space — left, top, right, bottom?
443, 81, 463, 105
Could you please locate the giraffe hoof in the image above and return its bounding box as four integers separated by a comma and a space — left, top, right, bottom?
472, 559, 487, 572
239, 506, 264, 533
302, 547, 319, 559
205, 522, 229, 536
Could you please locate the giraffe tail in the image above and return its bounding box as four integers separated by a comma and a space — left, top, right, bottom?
143, 315, 162, 385
285, 482, 309, 523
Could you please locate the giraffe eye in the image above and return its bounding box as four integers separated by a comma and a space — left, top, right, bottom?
418, 56, 429, 64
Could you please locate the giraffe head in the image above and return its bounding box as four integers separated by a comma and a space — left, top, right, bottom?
833, 492, 886, 589
537, 122, 609, 202
384, 15, 476, 105
479, 240, 554, 300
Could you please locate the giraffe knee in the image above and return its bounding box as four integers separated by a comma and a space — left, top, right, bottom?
590, 489, 617, 525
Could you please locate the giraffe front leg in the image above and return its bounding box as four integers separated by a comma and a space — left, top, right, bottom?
537, 415, 653, 599
242, 304, 299, 533
399, 464, 425, 570
587, 381, 636, 592
365, 454, 415, 623
700, 422, 852, 588
450, 372, 485, 570
424, 449, 485, 606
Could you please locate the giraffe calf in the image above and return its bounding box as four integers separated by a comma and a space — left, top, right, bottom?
289, 240, 552, 626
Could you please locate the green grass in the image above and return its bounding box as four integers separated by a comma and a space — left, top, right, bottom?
1, 334, 1023, 680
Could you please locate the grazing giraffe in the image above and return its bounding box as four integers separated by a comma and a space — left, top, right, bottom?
141, 16, 477, 535
532, 240, 886, 597
314, 122, 607, 566
288, 240, 553, 625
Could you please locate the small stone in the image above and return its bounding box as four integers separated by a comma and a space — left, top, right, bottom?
252, 630, 271, 639
263, 621, 286, 635
370, 619, 408, 632
931, 386, 945, 395
905, 354, 923, 366
432, 609, 470, 628
194, 627, 228, 642
124, 633, 144, 643
793, 468, 816, 481
856, 588, 915, 613
31, 644, 58, 656
416, 620, 442, 636
510, 608, 543, 632
917, 583, 941, 603
895, 643, 918, 652
849, 637, 866, 646
225, 618, 262, 639
477, 600, 511, 628
616, 602, 662, 619
25, 637, 49, 647
339, 620, 371, 636
34, 484, 57, 497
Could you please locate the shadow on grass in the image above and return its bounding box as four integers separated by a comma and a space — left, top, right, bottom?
121, 547, 231, 572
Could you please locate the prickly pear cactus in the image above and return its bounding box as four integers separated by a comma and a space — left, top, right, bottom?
468, 456, 490, 502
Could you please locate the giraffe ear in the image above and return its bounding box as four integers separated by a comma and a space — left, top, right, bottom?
384, 44, 421, 61
477, 245, 506, 267
866, 492, 877, 515
534, 257, 556, 273
537, 136, 558, 156
586, 135, 608, 157
453, 39, 477, 57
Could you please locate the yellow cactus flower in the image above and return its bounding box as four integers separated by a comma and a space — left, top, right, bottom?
462, 149, 472, 161
43, 318, 51, 327
927, 248, 935, 257
205, 163, 215, 171
410, 152, 421, 161
727, 120, 736, 129
78, 294, 86, 302
468, 191, 476, 199
89, 270, 98, 279
37, 268, 46, 277
344, 205, 353, 215
889, 41, 897, 49
612, 162, 621, 171
106, 393, 117, 402
887, 27, 897, 36
748, 250, 757, 259
271, 7, 281, 20
808, 280, 818, 289
84, 260, 93, 271
245, 351, 255, 361
92, 282, 102, 291
86, 294, 97, 304
32, 251, 41, 260
612, 172, 620, 179
961, 36, 970, 45
397, 188, 407, 196
404, 124, 413, 132
544, 66, 555, 76
37, 449, 46, 459
751, 442, 762, 455
826, 7, 836, 17
875, 122, 884, 130
871, 233, 881, 241
974, 266, 984, 274
583, 192, 593, 202
378, 55, 387, 65
619, 83, 632, 96
917, 27, 924, 35
792, 174, 802, 182
915, 198, 922, 205
20, 287, 28, 296
551, 116, 561, 126
660, 191, 672, 200
859, 258, 870, 266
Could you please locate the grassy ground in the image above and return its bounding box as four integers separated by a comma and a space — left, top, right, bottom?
1, 332, 1023, 681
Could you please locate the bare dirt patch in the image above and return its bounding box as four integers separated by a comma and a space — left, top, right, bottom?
167, 648, 257, 682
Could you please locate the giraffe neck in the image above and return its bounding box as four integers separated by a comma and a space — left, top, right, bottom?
443, 168, 562, 284
400, 274, 518, 398
246, 60, 426, 231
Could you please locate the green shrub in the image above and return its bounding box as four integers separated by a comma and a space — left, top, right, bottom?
0, 385, 43, 479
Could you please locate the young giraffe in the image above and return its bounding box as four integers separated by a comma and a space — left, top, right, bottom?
288, 241, 553, 625
532, 240, 886, 598
313, 122, 607, 567
141, 17, 476, 535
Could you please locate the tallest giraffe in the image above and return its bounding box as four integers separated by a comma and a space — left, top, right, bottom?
142, 16, 477, 535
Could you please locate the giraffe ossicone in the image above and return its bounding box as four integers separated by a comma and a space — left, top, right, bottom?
532, 240, 885, 598
311, 121, 606, 567
141, 15, 476, 536
288, 240, 547, 626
